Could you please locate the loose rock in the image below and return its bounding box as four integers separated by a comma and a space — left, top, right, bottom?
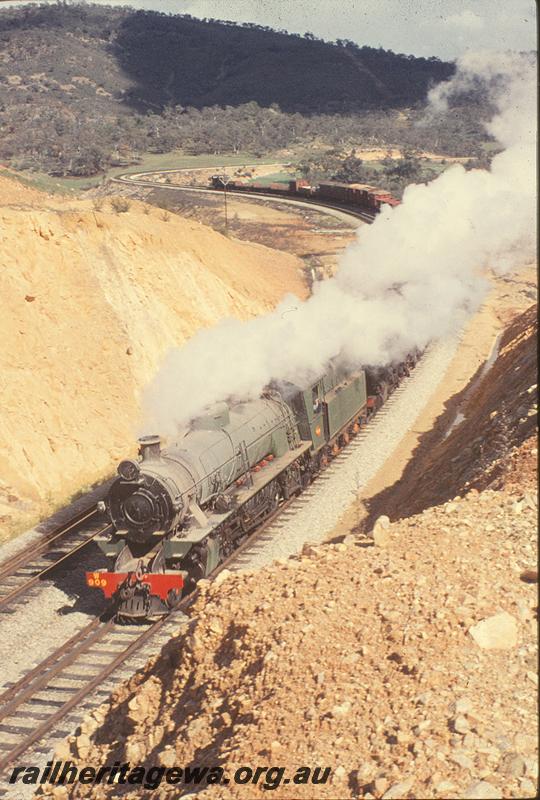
462, 780, 502, 799
382, 777, 415, 799
373, 515, 391, 547
469, 612, 519, 650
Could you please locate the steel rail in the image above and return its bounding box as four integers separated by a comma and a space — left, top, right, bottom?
0, 523, 112, 611
0, 507, 99, 581
0, 492, 300, 774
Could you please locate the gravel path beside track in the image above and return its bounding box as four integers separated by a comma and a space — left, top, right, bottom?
0, 545, 107, 689
232, 335, 459, 569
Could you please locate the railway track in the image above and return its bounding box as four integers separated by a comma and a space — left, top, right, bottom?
0, 615, 167, 777
0, 508, 110, 614
0, 494, 299, 781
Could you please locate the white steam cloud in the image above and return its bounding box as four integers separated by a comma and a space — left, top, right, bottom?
144, 51, 536, 437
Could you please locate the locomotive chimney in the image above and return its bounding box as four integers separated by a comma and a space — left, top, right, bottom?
138, 434, 161, 462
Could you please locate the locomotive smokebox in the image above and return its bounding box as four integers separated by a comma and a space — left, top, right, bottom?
138, 434, 161, 462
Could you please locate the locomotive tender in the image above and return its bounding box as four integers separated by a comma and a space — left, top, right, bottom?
87, 358, 416, 621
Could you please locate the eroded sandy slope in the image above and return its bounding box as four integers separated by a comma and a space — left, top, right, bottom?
0, 175, 306, 536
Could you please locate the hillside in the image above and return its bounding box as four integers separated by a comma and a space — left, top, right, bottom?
0, 4, 451, 113
0, 4, 462, 176
0, 173, 306, 539
49, 309, 538, 800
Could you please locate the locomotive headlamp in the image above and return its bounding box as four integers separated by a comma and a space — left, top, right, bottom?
117, 459, 140, 481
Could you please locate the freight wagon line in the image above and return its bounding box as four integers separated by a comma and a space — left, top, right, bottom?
112, 172, 375, 224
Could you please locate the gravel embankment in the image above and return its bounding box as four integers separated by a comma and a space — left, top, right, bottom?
46, 463, 538, 800
233, 334, 459, 570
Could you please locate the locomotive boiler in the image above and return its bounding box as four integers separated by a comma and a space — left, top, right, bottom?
108, 395, 298, 542
88, 392, 311, 620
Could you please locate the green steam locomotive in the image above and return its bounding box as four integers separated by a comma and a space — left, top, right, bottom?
87, 355, 417, 621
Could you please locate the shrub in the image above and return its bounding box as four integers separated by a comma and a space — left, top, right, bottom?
110, 196, 131, 213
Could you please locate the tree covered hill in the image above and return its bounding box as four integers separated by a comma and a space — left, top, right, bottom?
1, 3, 453, 113
0, 3, 466, 176
113, 11, 453, 112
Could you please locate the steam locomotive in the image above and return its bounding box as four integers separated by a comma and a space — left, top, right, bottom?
87, 355, 418, 621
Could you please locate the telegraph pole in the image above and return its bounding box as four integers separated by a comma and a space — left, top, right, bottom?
218, 175, 231, 237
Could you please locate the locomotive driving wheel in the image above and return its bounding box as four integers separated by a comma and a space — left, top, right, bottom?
240, 512, 253, 534
300, 466, 312, 489
269, 488, 280, 512
318, 451, 329, 471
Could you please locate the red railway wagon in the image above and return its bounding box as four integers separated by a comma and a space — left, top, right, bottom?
372, 192, 400, 209
317, 181, 355, 203
316, 181, 400, 212
209, 176, 399, 213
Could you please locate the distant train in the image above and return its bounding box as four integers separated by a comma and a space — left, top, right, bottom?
209, 175, 400, 215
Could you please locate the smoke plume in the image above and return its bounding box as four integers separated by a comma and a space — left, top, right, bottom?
144, 52, 536, 437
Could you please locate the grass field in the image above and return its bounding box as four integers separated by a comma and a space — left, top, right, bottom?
0, 168, 92, 195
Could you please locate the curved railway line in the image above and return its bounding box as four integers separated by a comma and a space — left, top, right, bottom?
112, 170, 375, 224
0, 509, 110, 614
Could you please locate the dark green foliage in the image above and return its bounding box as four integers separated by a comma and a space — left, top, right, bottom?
111, 10, 452, 112
296, 147, 457, 198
